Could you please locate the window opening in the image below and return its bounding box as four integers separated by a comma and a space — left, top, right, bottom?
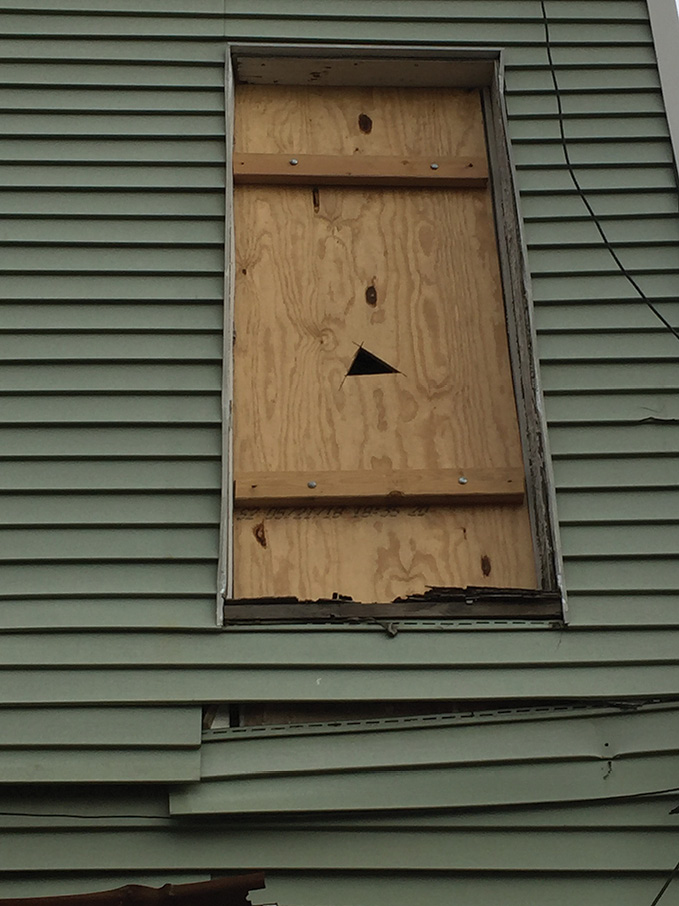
219, 47, 563, 621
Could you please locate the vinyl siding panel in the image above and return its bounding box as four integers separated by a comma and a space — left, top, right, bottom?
0, 626, 677, 706
169, 704, 679, 815
0, 748, 199, 783
8, 825, 679, 873
0, 706, 202, 782
1, 710, 679, 906
0, 39, 224, 611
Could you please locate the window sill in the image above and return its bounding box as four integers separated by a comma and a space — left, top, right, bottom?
223, 587, 563, 624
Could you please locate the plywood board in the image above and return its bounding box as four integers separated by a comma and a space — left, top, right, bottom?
232, 85, 537, 601
233, 186, 521, 471
234, 504, 536, 602
235, 468, 524, 507
234, 85, 487, 157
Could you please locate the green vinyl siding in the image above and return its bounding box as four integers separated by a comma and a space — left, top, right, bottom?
0, 706, 202, 783
0, 2, 677, 904
0, 626, 677, 707
0, 1, 673, 620
0, 761, 678, 906
0, 36, 224, 608
169, 704, 679, 816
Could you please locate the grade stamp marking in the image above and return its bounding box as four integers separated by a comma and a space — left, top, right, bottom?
236, 506, 431, 521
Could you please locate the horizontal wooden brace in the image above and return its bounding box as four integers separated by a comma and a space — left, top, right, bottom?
233, 153, 488, 187
234, 468, 524, 508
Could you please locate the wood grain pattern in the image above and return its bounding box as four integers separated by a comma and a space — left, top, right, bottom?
234, 504, 536, 602
235, 468, 524, 507
231, 85, 537, 601
233, 186, 522, 472
234, 86, 487, 157
233, 153, 488, 187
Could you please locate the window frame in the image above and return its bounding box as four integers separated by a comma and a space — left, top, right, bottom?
217, 43, 564, 625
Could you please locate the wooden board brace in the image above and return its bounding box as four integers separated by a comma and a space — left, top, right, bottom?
235, 468, 524, 508
233, 153, 488, 187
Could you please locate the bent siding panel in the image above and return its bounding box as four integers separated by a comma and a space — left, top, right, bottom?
169, 704, 679, 815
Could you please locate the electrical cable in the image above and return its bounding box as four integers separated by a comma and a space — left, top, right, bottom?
650, 857, 679, 906
540, 0, 679, 342
0, 783, 678, 821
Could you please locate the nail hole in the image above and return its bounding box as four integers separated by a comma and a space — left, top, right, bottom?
365, 284, 378, 306
358, 113, 373, 134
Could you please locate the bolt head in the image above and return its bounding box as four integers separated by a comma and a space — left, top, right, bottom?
458, 476, 468, 485
289, 158, 299, 165
430, 163, 439, 170
307, 480, 317, 489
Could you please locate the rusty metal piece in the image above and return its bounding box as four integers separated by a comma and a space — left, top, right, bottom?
0, 876, 266, 906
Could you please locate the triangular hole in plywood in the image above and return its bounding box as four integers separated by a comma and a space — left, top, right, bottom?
346, 345, 400, 376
